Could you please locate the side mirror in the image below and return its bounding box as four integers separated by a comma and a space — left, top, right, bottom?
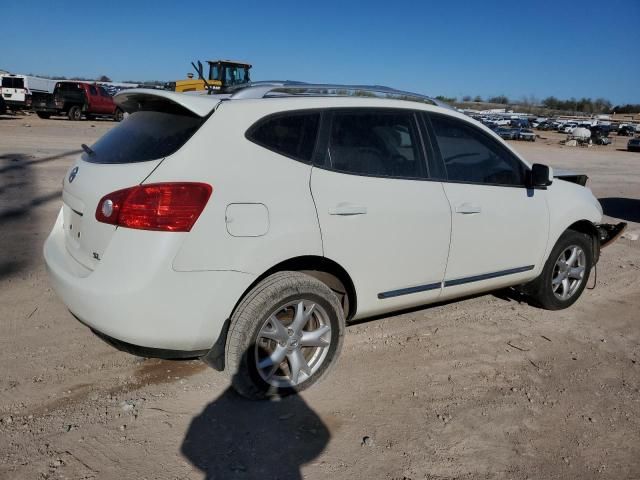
529, 163, 553, 188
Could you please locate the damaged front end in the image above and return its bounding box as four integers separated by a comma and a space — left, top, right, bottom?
553, 169, 627, 254
597, 222, 627, 249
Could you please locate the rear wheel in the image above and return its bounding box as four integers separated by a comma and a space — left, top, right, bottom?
68, 106, 82, 121
225, 271, 345, 400
36, 111, 51, 119
523, 230, 593, 310
113, 108, 124, 122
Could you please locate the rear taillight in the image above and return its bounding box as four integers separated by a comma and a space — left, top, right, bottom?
95, 182, 212, 232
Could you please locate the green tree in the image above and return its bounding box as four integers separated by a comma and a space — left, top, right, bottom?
488, 95, 509, 104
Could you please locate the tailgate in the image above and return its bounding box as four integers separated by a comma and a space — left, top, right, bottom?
60, 91, 214, 270
62, 159, 163, 270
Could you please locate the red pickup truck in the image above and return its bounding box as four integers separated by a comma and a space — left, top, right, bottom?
32, 81, 124, 121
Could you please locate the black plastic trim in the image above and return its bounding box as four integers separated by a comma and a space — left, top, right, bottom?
90, 327, 209, 360
444, 265, 535, 287
378, 282, 442, 299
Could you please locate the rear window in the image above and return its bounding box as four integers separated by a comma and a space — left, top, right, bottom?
2, 77, 24, 89
84, 110, 205, 164
56, 83, 82, 93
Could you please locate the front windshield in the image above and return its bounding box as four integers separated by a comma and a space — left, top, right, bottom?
224, 65, 250, 85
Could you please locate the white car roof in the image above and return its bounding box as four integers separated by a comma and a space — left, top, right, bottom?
113, 85, 531, 168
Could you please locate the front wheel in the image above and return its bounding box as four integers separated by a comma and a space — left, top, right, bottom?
523, 230, 593, 310
225, 271, 345, 400
113, 108, 124, 122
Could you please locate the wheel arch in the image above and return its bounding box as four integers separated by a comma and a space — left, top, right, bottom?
203, 255, 357, 371
241, 255, 357, 321
567, 219, 600, 264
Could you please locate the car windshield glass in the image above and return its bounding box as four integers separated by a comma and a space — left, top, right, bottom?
84, 110, 205, 164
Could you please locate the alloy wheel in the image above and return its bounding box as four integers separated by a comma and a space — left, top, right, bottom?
551, 245, 586, 300
254, 300, 332, 388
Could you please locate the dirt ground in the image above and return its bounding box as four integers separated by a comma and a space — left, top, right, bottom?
1, 113, 639, 480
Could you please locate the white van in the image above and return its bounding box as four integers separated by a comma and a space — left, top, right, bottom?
0, 74, 56, 110
1, 74, 27, 109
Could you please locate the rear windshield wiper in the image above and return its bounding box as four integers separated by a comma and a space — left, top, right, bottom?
81, 143, 95, 156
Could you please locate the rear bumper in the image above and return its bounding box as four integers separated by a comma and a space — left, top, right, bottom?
3, 99, 27, 109
90, 328, 209, 359
44, 209, 254, 351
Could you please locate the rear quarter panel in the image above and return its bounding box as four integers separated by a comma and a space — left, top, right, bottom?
145, 100, 324, 275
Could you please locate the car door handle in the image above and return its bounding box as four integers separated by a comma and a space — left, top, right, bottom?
455, 203, 482, 214
328, 203, 367, 216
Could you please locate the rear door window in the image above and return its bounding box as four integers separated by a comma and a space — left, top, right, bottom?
246, 111, 320, 163
84, 110, 205, 164
324, 109, 426, 179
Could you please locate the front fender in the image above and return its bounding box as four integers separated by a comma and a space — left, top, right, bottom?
545, 179, 602, 258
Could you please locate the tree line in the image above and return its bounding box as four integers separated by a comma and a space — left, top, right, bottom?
440, 94, 639, 115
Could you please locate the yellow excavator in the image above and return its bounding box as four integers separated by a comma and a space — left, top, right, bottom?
169, 60, 252, 93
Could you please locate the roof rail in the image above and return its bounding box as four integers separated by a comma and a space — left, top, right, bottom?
228, 81, 453, 109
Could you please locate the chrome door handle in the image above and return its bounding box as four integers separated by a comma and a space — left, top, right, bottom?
455, 203, 482, 214
328, 203, 367, 216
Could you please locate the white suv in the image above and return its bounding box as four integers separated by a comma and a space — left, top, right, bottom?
44, 84, 623, 399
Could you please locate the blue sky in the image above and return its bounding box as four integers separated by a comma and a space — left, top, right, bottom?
4, 0, 639, 104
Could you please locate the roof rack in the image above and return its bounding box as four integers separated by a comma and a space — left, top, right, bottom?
227, 81, 453, 109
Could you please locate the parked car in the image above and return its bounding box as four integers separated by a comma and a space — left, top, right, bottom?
563, 123, 578, 134
0, 74, 57, 111
33, 81, 124, 121
618, 125, 636, 137
44, 85, 623, 399
628, 137, 640, 152
535, 122, 553, 131
590, 126, 611, 145
1, 74, 28, 110
510, 118, 530, 128
495, 127, 517, 140
518, 128, 536, 141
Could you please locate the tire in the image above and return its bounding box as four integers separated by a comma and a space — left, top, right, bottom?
523, 230, 593, 310
225, 271, 345, 400
113, 108, 124, 122
36, 112, 51, 119
68, 105, 82, 121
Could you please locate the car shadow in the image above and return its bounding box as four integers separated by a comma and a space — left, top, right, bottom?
598, 197, 640, 223
181, 372, 330, 480
0, 150, 79, 281
492, 287, 537, 306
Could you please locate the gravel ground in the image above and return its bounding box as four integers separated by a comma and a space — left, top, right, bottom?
1, 113, 639, 480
